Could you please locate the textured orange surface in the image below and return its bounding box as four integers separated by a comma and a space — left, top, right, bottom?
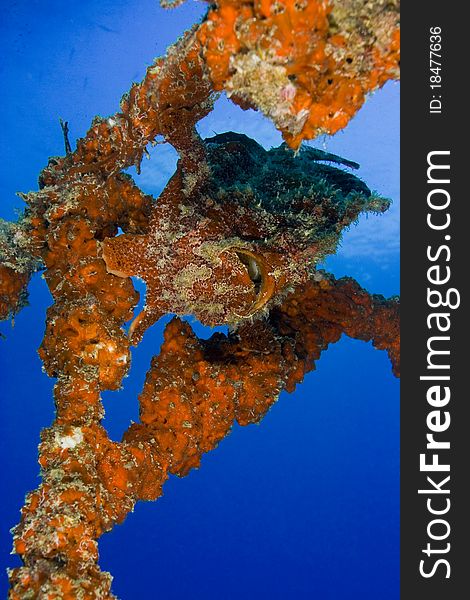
0, 265, 28, 321
9, 274, 399, 597
198, 0, 400, 147
0, 218, 39, 321
3, 4, 400, 597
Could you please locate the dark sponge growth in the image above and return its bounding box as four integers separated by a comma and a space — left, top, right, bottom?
205, 132, 390, 252
205, 131, 385, 214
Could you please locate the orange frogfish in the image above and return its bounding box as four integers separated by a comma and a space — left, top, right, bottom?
102, 132, 390, 342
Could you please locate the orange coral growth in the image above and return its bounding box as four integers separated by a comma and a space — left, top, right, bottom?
0, 265, 28, 321
130, 273, 400, 479
198, 0, 400, 147
271, 273, 400, 383
37, 30, 212, 189
10, 272, 399, 598
127, 316, 287, 476
0, 219, 39, 321
4, 3, 400, 597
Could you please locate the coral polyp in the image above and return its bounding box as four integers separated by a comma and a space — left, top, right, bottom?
1, 1, 400, 597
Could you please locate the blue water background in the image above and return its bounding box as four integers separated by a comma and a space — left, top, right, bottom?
0, 1, 399, 598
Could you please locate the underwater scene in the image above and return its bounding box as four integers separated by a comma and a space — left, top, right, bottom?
1, 1, 399, 598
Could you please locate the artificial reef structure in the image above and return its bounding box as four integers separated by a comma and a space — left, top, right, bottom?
1, 1, 400, 597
